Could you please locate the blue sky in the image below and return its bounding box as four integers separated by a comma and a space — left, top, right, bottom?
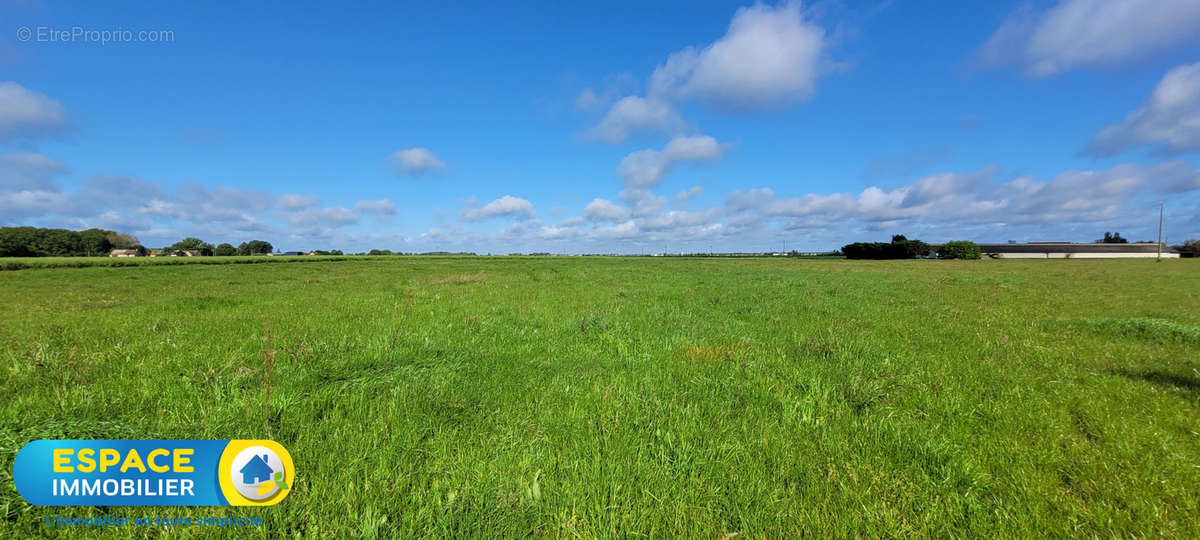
2, 0, 1199, 253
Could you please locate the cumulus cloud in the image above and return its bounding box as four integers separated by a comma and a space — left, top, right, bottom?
575, 72, 639, 112
584, 2, 830, 142
461, 195, 535, 221
0, 82, 70, 142
724, 187, 776, 213
586, 96, 684, 143
617, 135, 728, 188
618, 188, 668, 218
391, 148, 446, 175
978, 0, 1200, 76
0, 158, 362, 249
1087, 62, 1200, 156
677, 186, 703, 201
278, 194, 320, 210
138, 184, 274, 227
355, 199, 397, 215
0, 189, 69, 219
639, 208, 722, 232
591, 219, 641, 240
575, 88, 604, 110
289, 206, 358, 228
583, 198, 631, 222
647, 1, 826, 108
0, 153, 67, 192
769, 163, 1196, 226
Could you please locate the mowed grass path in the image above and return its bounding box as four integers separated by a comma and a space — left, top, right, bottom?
1, 257, 1198, 537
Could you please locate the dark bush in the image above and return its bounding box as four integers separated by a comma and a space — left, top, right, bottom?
938, 241, 981, 260
842, 235, 932, 259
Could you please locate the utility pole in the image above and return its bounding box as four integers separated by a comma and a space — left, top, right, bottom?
1157, 202, 1164, 262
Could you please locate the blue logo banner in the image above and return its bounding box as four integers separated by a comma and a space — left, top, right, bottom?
13, 440, 294, 506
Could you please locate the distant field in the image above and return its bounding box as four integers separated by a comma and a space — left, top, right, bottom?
1, 257, 1198, 537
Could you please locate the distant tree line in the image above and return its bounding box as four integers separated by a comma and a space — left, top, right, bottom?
0, 227, 350, 258
364, 250, 476, 256
0, 227, 141, 257
842, 235, 933, 259
160, 238, 282, 256
842, 235, 981, 260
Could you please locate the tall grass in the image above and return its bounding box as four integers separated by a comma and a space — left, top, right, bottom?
1, 258, 1197, 537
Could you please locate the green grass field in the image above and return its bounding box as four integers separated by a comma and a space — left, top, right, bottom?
2, 257, 1198, 537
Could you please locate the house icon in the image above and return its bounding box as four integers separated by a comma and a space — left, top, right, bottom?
239, 454, 274, 484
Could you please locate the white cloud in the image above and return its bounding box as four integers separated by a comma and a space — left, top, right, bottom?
648, 1, 827, 108
618, 188, 668, 218
140, 184, 273, 224
978, 0, 1200, 76
677, 186, 703, 201
289, 206, 359, 228
584, 2, 829, 142
575, 72, 639, 113
0, 82, 69, 142
575, 88, 603, 110
617, 135, 728, 188
725, 187, 776, 213
391, 148, 446, 175
279, 194, 320, 210
461, 195, 535, 221
639, 209, 721, 232
0, 153, 67, 192
0, 162, 362, 249
0, 190, 69, 219
768, 163, 1196, 226
355, 199, 397, 215
1088, 61, 1200, 156
537, 224, 582, 240
583, 198, 631, 222
591, 219, 640, 239
769, 192, 856, 217
586, 96, 684, 143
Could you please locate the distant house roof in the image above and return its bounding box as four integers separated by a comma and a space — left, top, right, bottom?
977, 242, 1176, 254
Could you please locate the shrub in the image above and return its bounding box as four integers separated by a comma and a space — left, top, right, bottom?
938, 241, 981, 260
1172, 239, 1198, 258
842, 235, 932, 259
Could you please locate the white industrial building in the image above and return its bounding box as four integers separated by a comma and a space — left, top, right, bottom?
977, 242, 1179, 259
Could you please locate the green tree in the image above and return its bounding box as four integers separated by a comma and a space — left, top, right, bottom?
37, 229, 83, 257
106, 232, 140, 249
938, 241, 981, 260
238, 240, 273, 255
79, 229, 114, 256
0, 227, 38, 257
842, 235, 932, 259
1100, 232, 1129, 244
170, 237, 215, 256
0, 226, 147, 257
1172, 239, 1199, 258
213, 243, 237, 256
